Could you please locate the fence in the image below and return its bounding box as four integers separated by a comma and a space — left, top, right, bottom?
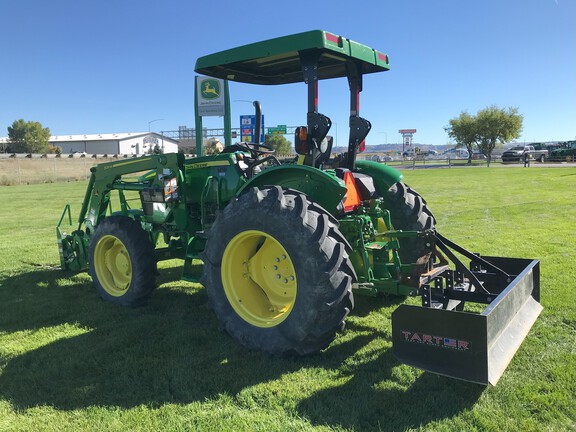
2, 153, 574, 186
0, 156, 97, 185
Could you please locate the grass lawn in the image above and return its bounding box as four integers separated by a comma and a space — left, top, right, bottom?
0, 166, 575, 431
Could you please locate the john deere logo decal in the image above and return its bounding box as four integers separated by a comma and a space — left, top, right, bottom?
201, 79, 221, 99
196, 76, 225, 116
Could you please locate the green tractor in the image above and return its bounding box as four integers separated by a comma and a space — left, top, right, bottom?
57, 30, 541, 385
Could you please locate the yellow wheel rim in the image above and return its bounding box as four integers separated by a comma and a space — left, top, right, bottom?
221, 230, 297, 328
93, 235, 132, 297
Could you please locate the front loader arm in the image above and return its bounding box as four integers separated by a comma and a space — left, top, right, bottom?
57, 153, 184, 271
81, 154, 184, 233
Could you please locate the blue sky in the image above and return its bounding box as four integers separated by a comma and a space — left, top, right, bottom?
1, 0, 574, 146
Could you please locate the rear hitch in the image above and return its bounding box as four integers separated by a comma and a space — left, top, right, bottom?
392, 232, 542, 385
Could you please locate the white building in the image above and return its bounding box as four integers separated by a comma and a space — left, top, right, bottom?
49, 132, 179, 155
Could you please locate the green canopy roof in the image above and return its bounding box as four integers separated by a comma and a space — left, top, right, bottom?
194, 30, 390, 85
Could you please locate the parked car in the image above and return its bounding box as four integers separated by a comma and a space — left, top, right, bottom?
549, 141, 576, 161
501, 145, 548, 163
418, 149, 438, 158
370, 154, 393, 162
442, 148, 469, 159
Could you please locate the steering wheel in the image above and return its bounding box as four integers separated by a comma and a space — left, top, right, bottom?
221, 142, 275, 158
239, 142, 276, 158
221, 142, 279, 177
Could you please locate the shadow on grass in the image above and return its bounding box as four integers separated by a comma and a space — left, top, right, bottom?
293, 296, 484, 430
0, 265, 301, 410
297, 344, 483, 430
0, 266, 483, 430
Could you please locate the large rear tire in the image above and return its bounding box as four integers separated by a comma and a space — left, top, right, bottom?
89, 216, 157, 307
202, 186, 355, 356
386, 182, 436, 263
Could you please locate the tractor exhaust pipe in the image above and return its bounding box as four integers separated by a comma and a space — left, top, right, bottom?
253, 100, 262, 145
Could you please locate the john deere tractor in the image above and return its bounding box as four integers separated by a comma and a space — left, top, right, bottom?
57, 30, 541, 385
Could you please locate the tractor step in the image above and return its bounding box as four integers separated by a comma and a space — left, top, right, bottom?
181, 233, 207, 283
392, 256, 541, 385
182, 253, 203, 283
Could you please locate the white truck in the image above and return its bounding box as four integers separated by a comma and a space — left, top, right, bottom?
501, 145, 548, 163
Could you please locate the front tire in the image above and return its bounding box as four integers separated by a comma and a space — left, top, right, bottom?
89, 216, 157, 307
202, 186, 355, 356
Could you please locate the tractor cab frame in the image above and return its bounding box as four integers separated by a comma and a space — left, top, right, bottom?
195, 30, 388, 170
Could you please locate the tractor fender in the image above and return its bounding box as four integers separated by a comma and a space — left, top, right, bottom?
354, 159, 403, 194
237, 164, 347, 214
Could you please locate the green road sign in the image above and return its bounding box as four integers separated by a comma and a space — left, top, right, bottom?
267, 125, 287, 135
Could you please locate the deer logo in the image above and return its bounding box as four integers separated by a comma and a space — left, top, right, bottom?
201, 79, 221, 99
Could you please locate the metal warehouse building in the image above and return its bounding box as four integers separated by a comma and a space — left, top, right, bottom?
49, 132, 179, 155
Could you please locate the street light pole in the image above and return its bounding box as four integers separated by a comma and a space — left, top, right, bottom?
148, 118, 164, 133
334, 122, 338, 147
379, 132, 388, 144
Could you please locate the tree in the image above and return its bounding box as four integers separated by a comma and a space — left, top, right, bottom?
7, 119, 51, 154
264, 134, 292, 156
445, 112, 476, 164
205, 137, 224, 155
445, 106, 523, 166
475, 106, 523, 166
